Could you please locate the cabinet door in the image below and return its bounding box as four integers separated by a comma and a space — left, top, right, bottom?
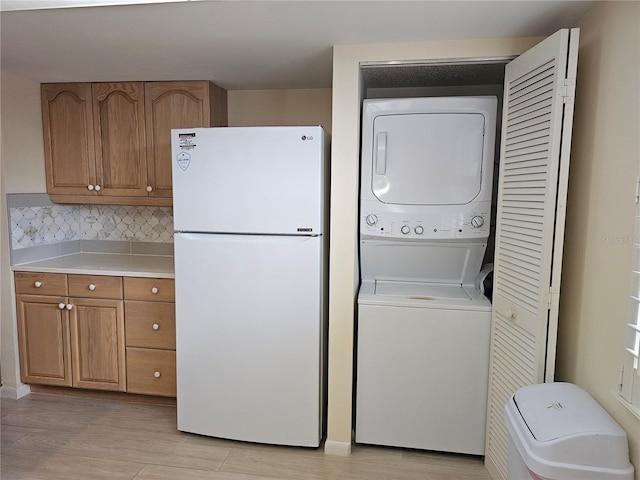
16, 295, 72, 386
69, 297, 126, 391
92, 82, 147, 197
41, 83, 97, 195
145, 81, 227, 198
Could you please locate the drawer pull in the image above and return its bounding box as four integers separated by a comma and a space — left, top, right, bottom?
66, 304, 73, 311
88, 284, 96, 291
151, 287, 159, 294
34, 281, 42, 288
152, 323, 160, 331
154, 371, 161, 379
58, 303, 66, 310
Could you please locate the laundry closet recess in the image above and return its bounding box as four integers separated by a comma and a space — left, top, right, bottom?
355, 59, 506, 456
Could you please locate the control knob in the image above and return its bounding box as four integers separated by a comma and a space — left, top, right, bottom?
400, 225, 410, 235
471, 216, 485, 228
414, 225, 424, 235
365, 214, 378, 226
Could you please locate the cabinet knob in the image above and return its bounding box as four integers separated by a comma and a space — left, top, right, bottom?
87, 184, 94, 191
154, 371, 161, 379
88, 284, 96, 291
152, 323, 160, 331
34, 281, 42, 288
146, 186, 153, 193
58, 303, 66, 310
151, 287, 159, 294
94, 185, 102, 192
66, 304, 73, 310
505, 308, 516, 320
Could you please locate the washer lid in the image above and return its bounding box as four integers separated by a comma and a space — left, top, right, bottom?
514, 382, 625, 442
375, 281, 471, 300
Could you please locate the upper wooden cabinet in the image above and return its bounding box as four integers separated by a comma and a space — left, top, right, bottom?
92, 82, 148, 198
145, 81, 228, 198
41, 80, 228, 206
41, 83, 96, 197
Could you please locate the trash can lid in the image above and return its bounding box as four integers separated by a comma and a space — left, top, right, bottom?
514, 382, 625, 441
507, 382, 634, 479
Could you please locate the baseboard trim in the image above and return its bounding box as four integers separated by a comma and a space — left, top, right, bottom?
1, 384, 30, 399
324, 440, 352, 456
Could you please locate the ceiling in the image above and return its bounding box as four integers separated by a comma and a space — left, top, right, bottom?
0, 0, 596, 90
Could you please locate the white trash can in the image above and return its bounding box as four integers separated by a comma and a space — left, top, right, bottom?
504, 382, 634, 480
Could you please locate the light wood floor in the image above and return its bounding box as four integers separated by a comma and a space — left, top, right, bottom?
1, 393, 492, 480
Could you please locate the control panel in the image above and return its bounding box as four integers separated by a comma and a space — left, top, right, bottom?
361, 209, 490, 240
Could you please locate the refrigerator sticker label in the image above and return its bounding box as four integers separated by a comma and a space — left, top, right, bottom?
176, 152, 191, 171
178, 133, 196, 150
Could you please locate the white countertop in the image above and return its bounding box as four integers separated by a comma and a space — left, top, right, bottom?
12, 252, 174, 279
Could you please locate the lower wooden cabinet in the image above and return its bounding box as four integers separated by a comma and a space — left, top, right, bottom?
15, 272, 176, 397
16, 293, 72, 387
70, 297, 126, 391
124, 278, 176, 397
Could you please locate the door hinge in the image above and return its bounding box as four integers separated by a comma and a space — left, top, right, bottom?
562, 78, 576, 103
635, 175, 640, 204
546, 287, 560, 310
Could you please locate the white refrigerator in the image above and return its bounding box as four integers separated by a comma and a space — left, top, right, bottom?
171, 126, 328, 447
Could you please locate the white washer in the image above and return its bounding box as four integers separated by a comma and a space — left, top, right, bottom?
356, 280, 491, 455
356, 96, 497, 455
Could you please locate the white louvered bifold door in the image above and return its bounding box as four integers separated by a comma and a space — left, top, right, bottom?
484, 28, 579, 480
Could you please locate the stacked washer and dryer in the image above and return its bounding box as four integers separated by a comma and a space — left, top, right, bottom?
355, 96, 498, 455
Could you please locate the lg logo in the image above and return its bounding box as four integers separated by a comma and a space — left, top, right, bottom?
301, 135, 314, 141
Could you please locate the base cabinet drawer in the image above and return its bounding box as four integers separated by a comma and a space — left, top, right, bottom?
125, 301, 175, 349
126, 347, 176, 397
15, 272, 67, 296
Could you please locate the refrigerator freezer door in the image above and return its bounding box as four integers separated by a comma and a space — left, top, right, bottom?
175, 233, 324, 446
172, 126, 326, 235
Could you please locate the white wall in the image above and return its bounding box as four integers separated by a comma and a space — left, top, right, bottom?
0, 72, 45, 397
2, 73, 47, 194
228, 89, 332, 133
327, 36, 542, 452
557, 1, 640, 475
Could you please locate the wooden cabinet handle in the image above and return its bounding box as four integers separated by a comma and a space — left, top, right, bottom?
88, 284, 96, 291
34, 281, 42, 288
151, 287, 159, 294
152, 323, 160, 331
154, 371, 161, 379
58, 303, 66, 310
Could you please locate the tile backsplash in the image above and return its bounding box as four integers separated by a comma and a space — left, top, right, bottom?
10, 203, 173, 250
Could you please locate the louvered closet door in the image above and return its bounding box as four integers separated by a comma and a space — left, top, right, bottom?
484, 29, 579, 480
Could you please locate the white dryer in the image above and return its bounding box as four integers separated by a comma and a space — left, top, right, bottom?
356, 96, 497, 455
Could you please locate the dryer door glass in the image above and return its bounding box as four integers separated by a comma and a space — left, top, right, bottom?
372, 113, 485, 205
